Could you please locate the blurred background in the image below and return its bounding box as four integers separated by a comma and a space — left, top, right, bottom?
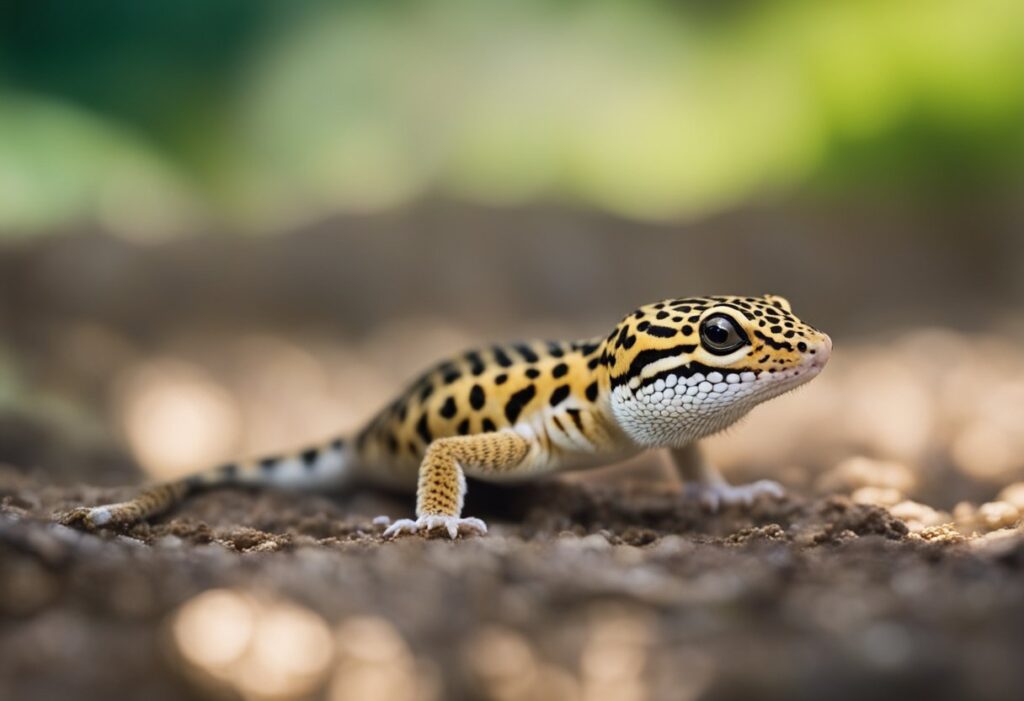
2, 0, 1023, 513
3, 2, 1024, 700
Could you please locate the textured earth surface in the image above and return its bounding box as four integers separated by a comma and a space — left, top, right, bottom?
3, 463, 1024, 701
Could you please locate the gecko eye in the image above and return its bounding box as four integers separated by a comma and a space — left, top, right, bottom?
700, 315, 747, 355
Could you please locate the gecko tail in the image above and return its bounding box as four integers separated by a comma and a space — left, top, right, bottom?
59, 436, 355, 530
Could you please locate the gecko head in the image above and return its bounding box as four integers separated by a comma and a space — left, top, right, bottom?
604, 294, 831, 447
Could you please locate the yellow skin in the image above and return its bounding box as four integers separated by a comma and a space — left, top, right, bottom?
61, 295, 831, 539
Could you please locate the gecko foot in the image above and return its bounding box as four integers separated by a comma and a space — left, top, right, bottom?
383, 515, 488, 540
688, 479, 785, 513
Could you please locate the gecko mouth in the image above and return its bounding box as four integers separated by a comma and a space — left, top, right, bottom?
752, 348, 829, 401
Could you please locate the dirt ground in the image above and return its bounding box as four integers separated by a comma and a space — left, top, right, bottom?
2, 462, 1024, 701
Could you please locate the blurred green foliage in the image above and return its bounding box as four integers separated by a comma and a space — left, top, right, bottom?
0, 0, 1021, 237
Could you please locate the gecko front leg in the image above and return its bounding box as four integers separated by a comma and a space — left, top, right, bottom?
384, 431, 531, 539
670, 443, 784, 512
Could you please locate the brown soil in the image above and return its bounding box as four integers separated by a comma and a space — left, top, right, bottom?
3, 466, 1023, 701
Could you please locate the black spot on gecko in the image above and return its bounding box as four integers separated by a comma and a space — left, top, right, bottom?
515, 344, 539, 363
465, 351, 486, 376
622, 335, 637, 349
493, 347, 513, 368
495, 373, 508, 385
440, 396, 457, 419
505, 385, 537, 423
416, 414, 432, 444
566, 408, 584, 432
615, 326, 630, 349
419, 384, 434, 402
482, 418, 496, 432
457, 418, 470, 435
656, 310, 669, 319
549, 384, 570, 407
797, 341, 808, 352
470, 384, 486, 410
645, 325, 677, 338
585, 381, 599, 401
552, 362, 569, 378
525, 368, 540, 379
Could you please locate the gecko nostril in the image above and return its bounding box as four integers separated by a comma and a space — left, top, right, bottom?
811, 333, 833, 367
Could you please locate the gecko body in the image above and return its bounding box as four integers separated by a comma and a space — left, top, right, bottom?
61, 295, 831, 538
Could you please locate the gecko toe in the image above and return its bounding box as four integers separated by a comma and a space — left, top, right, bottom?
383, 518, 419, 538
